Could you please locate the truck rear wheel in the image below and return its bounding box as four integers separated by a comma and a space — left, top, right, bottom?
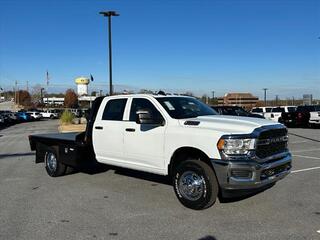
44, 148, 66, 177
173, 160, 218, 210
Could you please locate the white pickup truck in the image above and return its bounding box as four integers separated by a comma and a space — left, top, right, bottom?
29, 94, 292, 209
40, 110, 59, 119
264, 106, 296, 122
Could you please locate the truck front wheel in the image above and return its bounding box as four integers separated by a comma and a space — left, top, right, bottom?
44, 148, 66, 177
173, 160, 218, 210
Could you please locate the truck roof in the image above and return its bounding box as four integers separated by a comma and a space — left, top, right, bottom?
104, 94, 194, 99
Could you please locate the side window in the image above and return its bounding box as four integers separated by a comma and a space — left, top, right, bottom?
129, 98, 163, 122
102, 99, 127, 121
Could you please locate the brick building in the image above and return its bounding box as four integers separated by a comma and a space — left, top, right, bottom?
217, 92, 259, 109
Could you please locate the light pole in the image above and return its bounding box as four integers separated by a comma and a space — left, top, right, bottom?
263, 88, 268, 106
99, 11, 119, 96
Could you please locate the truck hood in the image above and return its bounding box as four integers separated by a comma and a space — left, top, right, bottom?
179, 115, 282, 134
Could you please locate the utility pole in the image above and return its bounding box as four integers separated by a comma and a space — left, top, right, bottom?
292, 96, 294, 106
26, 80, 29, 92
99, 11, 119, 96
263, 88, 268, 106
211, 91, 215, 104
14, 80, 17, 105
40, 88, 45, 105
46, 71, 49, 111
275, 95, 279, 106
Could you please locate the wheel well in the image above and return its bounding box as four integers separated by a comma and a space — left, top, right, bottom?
168, 147, 213, 177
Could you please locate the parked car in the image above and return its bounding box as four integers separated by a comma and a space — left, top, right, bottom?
27, 111, 42, 120
16, 112, 32, 122
40, 110, 59, 119
0, 114, 5, 125
306, 105, 320, 126
70, 109, 82, 118
29, 94, 292, 210
211, 106, 265, 119
280, 106, 312, 127
264, 106, 296, 122
251, 107, 273, 117
6, 112, 18, 123
0, 111, 16, 125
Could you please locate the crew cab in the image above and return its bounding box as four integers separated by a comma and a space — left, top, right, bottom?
29, 94, 292, 210
281, 105, 320, 127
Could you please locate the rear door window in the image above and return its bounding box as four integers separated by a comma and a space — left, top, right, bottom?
102, 99, 127, 121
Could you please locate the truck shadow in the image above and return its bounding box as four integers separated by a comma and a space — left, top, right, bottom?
198, 236, 217, 240
75, 162, 171, 185
219, 183, 275, 203
76, 162, 273, 203
0, 152, 35, 159
113, 168, 171, 185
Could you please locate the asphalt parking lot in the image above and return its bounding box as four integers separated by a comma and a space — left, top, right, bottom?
0, 120, 319, 240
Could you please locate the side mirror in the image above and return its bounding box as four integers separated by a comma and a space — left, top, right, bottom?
136, 109, 163, 125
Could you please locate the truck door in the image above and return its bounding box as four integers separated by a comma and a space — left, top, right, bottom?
93, 98, 128, 164
123, 98, 166, 172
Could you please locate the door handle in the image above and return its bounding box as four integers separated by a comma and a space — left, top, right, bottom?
95, 126, 103, 130
125, 128, 135, 132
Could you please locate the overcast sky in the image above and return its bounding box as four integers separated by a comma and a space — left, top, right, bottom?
0, 0, 319, 99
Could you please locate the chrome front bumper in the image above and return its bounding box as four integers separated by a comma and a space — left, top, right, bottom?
211, 152, 292, 191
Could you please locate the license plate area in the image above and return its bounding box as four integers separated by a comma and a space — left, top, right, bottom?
261, 163, 291, 180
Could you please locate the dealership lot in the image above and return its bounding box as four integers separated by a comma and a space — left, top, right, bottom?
0, 120, 319, 240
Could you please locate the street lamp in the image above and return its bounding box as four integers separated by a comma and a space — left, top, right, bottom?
99, 11, 119, 96
263, 88, 268, 106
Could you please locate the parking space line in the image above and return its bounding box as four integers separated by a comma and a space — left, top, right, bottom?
292, 154, 320, 160
288, 133, 320, 143
289, 140, 308, 144
291, 148, 320, 153
291, 166, 320, 173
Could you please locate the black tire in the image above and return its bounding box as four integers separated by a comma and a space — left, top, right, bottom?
173, 160, 218, 210
50, 115, 54, 119
44, 147, 66, 177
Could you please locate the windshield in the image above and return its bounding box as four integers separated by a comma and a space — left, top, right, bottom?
233, 107, 249, 116
156, 97, 217, 119
252, 108, 263, 113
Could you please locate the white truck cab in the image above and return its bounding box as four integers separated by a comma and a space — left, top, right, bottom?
92, 94, 291, 209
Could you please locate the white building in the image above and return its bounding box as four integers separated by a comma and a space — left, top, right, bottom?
43, 96, 97, 106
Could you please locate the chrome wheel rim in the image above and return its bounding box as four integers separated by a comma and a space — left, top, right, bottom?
178, 171, 205, 201
46, 152, 57, 172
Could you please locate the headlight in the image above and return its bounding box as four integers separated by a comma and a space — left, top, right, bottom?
217, 138, 256, 155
